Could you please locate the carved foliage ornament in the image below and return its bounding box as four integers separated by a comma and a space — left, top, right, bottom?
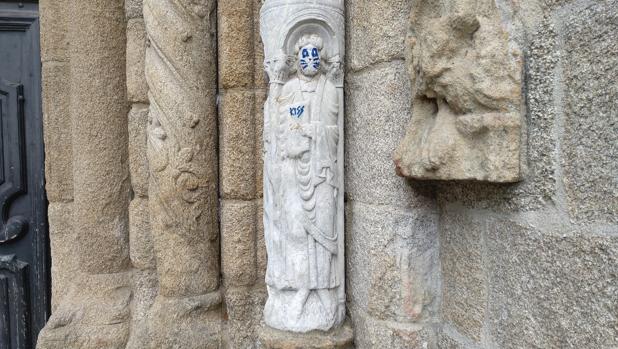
394, 0, 525, 183
260, 0, 345, 333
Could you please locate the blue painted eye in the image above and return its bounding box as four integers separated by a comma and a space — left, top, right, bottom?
312, 48, 319, 57
302, 49, 309, 58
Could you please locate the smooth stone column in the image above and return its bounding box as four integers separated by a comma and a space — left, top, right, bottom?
38, 0, 133, 348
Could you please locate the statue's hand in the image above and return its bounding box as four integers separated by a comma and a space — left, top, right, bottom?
301, 123, 315, 138
264, 54, 292, 84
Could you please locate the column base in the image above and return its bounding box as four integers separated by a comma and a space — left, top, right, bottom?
126, 291, 223, 349
37, 272, 132, 349
258, 320, 354, 349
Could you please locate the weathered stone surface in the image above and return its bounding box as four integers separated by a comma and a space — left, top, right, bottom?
254, 89, 266, 199
129, 198, 155, 270
440, 209, 487, 343
255, 201, 267, 281
218, 0, 255, 89
127, 269, 157, 349
253, 0, 268, 88
560, 1, 618, 223
437, 329, 467, 349
224, 285, 267, 348
42, 62, 73, 203
436, 18, 559, 212
39, 0, 69, 63
539, 0, 577, 11
130, 268, 157, 326
219, 90, 257, 200
346, 202, 439, 324
39, 1, 132, 347
128, 104, 149, 198
38, 272, 133, 349
48, 202, 77, 312
394, 0, 524, 182
126, 292, 223, 349
125, 0, 143, 19
346, 0, 412, 71
141, 0, 222, 345
349, 309, 435, 349
221, 200, 257, 287
126, 19, 149, 103
258, 320, 354, 349
68, 0, 131, 274
485, 220, 618, 348
144, 0, 219, 298
346, 61, 433, 207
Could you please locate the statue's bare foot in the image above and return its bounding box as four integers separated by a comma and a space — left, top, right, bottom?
126, 292, 223, 349
37, 272, 132, 349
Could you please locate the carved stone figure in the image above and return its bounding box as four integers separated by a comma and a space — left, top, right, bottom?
394, 0, 525, 183
260, 0, 345, 333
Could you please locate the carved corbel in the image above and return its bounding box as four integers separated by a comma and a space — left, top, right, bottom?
394, 0, 525, 183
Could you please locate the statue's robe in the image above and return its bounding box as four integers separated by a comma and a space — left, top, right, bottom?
264, 73, 339, 291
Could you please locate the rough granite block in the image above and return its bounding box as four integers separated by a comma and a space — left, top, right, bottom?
561, 1, 618, 223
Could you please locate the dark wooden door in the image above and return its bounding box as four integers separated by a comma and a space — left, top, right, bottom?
0, 2, 49, 348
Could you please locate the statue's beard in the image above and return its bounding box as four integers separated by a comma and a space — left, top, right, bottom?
299, 57, 320, 77
300, 66, 319, 77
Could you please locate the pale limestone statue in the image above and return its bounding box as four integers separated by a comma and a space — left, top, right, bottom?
260, 0, 345, 333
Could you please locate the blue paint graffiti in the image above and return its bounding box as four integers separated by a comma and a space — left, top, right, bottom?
289, 105, 305, 119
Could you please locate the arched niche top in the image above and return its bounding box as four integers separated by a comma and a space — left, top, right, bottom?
260, 0, 344, 62
282, 18, 339, 61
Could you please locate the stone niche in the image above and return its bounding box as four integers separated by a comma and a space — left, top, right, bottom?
394, 0, 525, 183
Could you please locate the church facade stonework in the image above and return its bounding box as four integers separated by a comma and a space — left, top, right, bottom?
36, 0, 618, 348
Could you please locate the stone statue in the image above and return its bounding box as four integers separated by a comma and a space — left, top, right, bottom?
260, 0, 345, 332
260, 0, 346, 333
263, 34, 340, 332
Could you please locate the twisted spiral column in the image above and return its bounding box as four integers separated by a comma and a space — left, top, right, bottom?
144, 0, 219, 298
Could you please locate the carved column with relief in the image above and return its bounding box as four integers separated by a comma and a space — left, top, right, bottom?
132, 0, 222, 347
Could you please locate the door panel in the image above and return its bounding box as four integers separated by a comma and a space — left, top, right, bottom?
0, 2, 49, 348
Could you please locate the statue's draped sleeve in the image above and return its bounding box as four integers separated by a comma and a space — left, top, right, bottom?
314, 80, 340, 188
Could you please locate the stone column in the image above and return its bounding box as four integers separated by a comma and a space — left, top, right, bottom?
38, 0, 133, 348
129, 0, 222, 347
39, 0, 75, 313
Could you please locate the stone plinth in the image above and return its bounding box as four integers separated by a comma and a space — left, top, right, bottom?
258, 321, 354, 349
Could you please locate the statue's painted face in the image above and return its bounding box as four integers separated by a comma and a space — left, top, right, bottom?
298, 44, 320, 76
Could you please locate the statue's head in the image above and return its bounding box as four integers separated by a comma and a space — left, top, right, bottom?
295, 34, 323, 77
